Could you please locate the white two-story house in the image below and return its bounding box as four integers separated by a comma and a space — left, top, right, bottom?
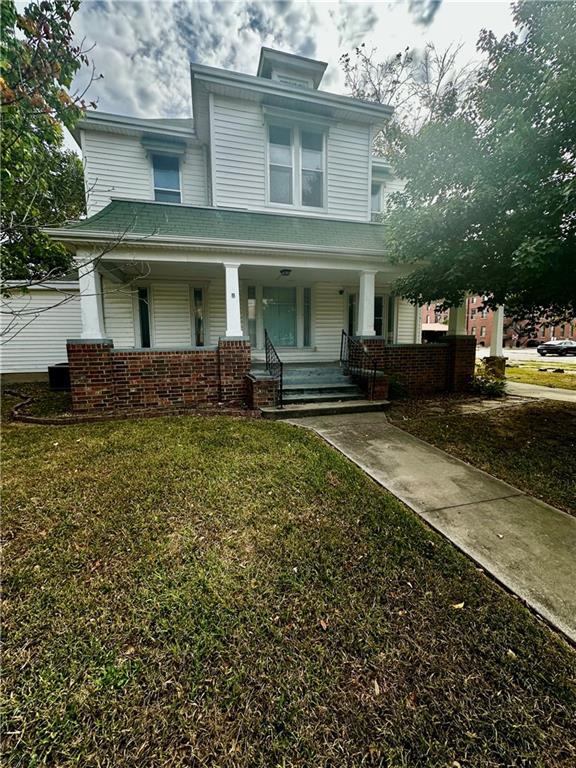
43, 47, 474, 413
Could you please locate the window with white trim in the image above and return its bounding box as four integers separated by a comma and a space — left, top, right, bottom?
152, 154, 181, 203
267, 124, 325, 209
301, 130, 324, 207
268, 126, 293, 204
371, 183, 383, 212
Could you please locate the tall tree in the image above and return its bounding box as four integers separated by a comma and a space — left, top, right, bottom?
340, 42, 475, 157
1, 0, 98, 290
386, 0, 576, 322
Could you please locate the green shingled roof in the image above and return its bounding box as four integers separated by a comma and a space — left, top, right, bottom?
56, 199, 387, 254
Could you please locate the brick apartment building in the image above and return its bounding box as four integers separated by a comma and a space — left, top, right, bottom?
421, 297, 576, 347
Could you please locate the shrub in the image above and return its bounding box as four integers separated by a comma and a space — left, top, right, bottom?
472, 362, 506, 398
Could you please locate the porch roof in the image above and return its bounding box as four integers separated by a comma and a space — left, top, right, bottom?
48, 199, 389, 257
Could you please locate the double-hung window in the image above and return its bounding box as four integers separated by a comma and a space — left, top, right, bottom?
301, 130, 324, 207
152, 154, 181, 203
371, 183, 383, 213
268, 125, 324, 209
269, 126, 293, 204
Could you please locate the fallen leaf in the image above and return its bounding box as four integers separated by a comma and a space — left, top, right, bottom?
406, 691, 417, 708
319, 619, 328, 631
506, 648, 518, 660
451, 602, 465, 610
373, 679, 380, 695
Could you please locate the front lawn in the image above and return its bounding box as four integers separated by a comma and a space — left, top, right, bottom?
506, 361, 576, 390
2, 416, 575, 767
391, 401, 576, 515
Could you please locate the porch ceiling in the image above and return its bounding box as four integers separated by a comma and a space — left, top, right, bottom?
104, 259, 399, 287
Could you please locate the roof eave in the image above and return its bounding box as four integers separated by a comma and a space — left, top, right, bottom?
190, 63, 394, 123
76, 111, 200, 143
43, 228, 387, 260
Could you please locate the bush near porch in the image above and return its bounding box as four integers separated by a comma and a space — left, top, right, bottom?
2, 415, 575, 767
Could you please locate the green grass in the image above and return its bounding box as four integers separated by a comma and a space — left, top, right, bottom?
394, 401, 576, 514
2, 415, 575, 767
506, 362, 576, 390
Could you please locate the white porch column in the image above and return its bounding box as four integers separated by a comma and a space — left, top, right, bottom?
448, 302, 468, 335
357, 270, 376, 336
224, 262, 243, 337
78, 258, 105, 338
490, 305, 505, 356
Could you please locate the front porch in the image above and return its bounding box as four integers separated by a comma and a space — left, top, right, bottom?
67, 254, 476, 414
84, 257, 420, 364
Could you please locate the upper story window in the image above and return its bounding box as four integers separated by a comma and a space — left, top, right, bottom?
269, 126, 293, 205
301, 130, 324, 207
268, 124, 325, 209
277, 75, 310, 88
152, 154, 181, 203
371, 183, 383, 212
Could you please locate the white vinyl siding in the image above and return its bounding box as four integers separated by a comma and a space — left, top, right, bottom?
396, 299, 419, 343
82, 130, 208, 215
206, 280, 226, 346
151, 284, 192, 347
0, 288, 81, 373
211, 96, 267, 209
312, 283, 345, 359
181, 147, 208, 207
327, 123, 371, 221
211, 95, 372, 221
101, 278, 135, 347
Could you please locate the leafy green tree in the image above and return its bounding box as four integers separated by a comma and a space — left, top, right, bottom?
387, 0, 576, 322
1, 0, 97, 289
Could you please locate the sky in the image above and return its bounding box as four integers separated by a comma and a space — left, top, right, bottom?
70, 0, 517, 118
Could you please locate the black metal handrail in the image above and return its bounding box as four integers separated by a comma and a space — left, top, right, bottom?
340, 329, 378, 399
264, 329, 283, 408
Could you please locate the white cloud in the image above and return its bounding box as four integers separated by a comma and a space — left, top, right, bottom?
71, 0, 516, 118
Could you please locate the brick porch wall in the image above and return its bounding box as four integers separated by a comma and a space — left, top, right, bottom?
360, 335, 476, 396
67, 338, 251, 413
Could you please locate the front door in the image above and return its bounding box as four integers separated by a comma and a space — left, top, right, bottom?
262, 286, 297, 347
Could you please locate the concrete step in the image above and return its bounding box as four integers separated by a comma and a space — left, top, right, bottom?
283, 391, 364, 405
282, 371, 347, 383
283, 382, 358, 393
261, 399, 391, 419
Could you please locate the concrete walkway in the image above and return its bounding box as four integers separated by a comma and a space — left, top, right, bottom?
289, 412, 576, 643
506, 380, 576, 402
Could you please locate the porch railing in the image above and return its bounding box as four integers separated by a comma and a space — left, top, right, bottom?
340, 330, 377, 399
264, 329, 283, 408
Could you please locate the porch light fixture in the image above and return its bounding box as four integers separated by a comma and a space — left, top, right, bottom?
280, 268, 292, 277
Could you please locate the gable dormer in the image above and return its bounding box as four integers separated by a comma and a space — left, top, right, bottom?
256, 48, 327, 90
